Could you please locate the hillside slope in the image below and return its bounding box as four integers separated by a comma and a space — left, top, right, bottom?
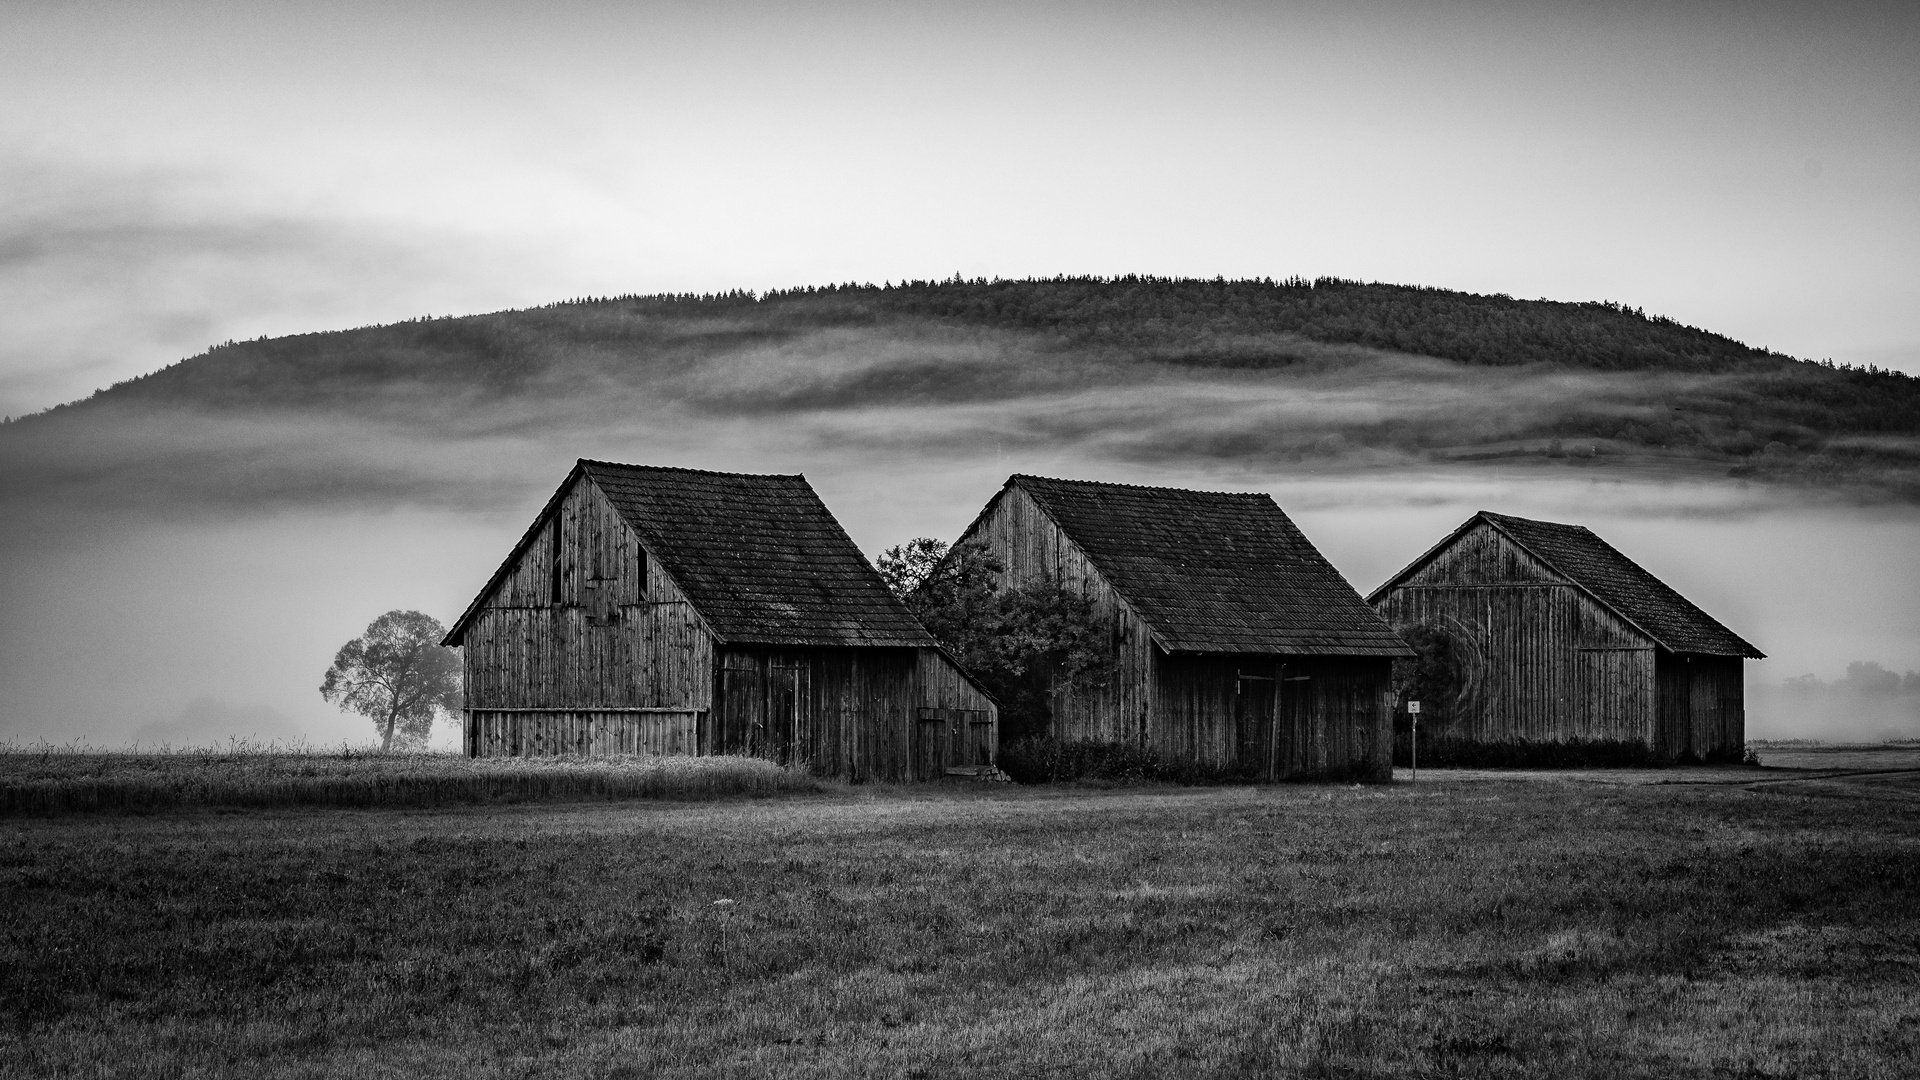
5, 277, 1917, 512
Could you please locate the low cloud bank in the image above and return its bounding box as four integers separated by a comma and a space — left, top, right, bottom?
1751, 662, 1920, 743
0, 313, 1852, 536
3, 308, 1915, 746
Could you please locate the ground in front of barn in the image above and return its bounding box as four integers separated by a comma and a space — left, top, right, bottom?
4, 762, 1918, 1079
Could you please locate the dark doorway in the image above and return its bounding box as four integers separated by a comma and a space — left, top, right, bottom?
768, 664, 801, 765
1236, 673, 1276, 780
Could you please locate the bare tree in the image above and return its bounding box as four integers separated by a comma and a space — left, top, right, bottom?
319, 610, 462, 752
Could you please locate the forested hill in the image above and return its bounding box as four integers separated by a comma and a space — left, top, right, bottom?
7, 276, 1917, 507
765, 276, 1813, 373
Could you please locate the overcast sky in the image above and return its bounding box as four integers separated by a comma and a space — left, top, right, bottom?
2, 0, 1917, 417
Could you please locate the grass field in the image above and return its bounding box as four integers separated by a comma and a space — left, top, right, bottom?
0, 747, 821, 814
5, 764, 1918, 1078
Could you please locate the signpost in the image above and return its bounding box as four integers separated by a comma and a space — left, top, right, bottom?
1407, 700, 1422, 783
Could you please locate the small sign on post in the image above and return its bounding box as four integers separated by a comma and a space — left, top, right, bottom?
1407, 700, 1421, 783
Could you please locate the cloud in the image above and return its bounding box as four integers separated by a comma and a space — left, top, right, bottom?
0, 159, 538, 417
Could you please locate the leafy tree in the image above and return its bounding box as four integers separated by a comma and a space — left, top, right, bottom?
1393, 623, 1464, 730
319, 610, 462, 752
882, 538, 1114, 742
876, 537, 952, 598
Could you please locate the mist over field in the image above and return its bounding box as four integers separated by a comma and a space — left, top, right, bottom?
2, 284, 1916, 747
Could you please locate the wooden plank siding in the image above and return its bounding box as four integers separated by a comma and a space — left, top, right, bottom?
1153, 653, 1393, 779
1372, 521, 1656, 745
713, 645, 972, 782
461, 477, 714, 715
1656, 654, 1745, 761
467, 710, 699, 757
916, 648, 1000, 778
965, 485, 1157, 744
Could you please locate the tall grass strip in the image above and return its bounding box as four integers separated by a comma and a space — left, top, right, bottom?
0, 749, 822, 815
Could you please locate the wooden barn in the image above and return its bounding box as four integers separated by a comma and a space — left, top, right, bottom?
442, 460, 997, 780
952, 475, 1412, 780
1366, 511, 1765, 761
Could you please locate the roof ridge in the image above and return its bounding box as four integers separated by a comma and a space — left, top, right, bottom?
1010, 473, 1273, 499
578, 458, 803, 480
1479, 509, 1594, 534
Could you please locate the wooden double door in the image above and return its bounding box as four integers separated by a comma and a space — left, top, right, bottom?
1235, 666, 1312, 780
720, 661, 805, 765
916, 707, 994, 778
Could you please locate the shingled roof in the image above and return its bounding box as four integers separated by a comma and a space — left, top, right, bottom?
1373, 511, 1764, 658
994, 476, 1413, 656
446, 461, 936, 648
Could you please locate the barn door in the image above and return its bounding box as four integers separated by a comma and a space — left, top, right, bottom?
916, 708, 994, 778
1276, 670, 1314, 778
768, 664, 801, 766
916, 707, 949, 778
962, 710, 993, 769
720, 665, 762, 757
1236, 673, 1276, 781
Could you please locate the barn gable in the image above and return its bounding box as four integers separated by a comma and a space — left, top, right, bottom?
447, 460, 936, 649
1369, 511, 1764, 659
1367, 510, 1759, 760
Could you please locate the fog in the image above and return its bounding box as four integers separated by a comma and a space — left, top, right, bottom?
2, 321, 1915, 747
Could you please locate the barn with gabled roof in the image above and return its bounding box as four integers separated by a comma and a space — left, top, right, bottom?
443, 460, 997, 780
951, 475, 1412, 780
1366, 511, 1764, 762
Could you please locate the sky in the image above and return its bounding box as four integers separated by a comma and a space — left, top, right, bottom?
2, 0, 1918, 419
1, 0, 1916, 748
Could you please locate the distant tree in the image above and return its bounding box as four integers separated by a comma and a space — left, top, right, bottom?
320, 610, 462, 752
1843, 661, 1903, 696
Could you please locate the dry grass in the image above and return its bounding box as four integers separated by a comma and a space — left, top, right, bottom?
3, 772, 1918, 1077
0, 744, 822, 814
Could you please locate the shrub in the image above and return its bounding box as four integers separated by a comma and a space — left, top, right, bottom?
883, 538, 1118, 744
999, 737, 1363, 785
1394, 735, 1656, 768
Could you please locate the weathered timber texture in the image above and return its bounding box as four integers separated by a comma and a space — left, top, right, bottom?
1369, 513, 1760, 760
1154, 654, 1394, 779
447, 461, 997, 779
1657, 654, 1745, 761
954, 475, 1405, 780
468, 710, 699, 757
460, 478, 713, 715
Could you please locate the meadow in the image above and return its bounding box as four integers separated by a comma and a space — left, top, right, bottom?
0, 745, 820, 814
4, 758, 1918, 1078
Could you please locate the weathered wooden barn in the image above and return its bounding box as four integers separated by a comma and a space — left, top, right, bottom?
1366, 511, 1765, 761
952, 475, 1412, 779
442, 460, 997, 780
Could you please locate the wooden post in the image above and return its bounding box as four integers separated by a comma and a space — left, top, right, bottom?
1408, 699, 1422, 783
